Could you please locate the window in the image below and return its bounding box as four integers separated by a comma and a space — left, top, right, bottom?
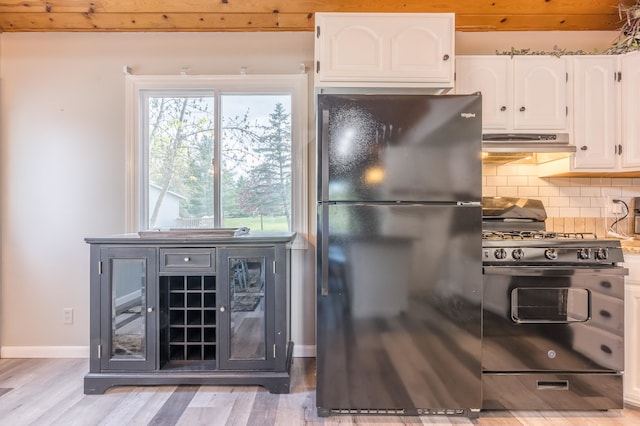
125, 75, 308, 247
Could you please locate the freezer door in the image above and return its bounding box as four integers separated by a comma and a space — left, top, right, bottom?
317, 94, 482, 203
316, 203, 482, 412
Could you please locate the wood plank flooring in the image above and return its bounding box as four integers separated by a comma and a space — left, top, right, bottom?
1, 357, 639, 425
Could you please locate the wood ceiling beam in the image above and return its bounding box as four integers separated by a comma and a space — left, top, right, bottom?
0, 0, 629, 15
0, 0, 633, 32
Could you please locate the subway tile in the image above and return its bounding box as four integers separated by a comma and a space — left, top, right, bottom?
486, 175, 508, 186
613, 178, 633, 186
591, 177, 612, 186
580, 207, 601, 217
547, 196, 568, 207
528, 176, 548, 187
515, 164, 538, 175
518, 187, 539, 197
580, 186, 601, 197
545, 207, 560, 217
570, 177, 591, 186
497, 186, 518, 196
590, 197, 606, 207
538, 186, 560, 196
558, 187, 581, 197
482, 165, 498, 176
483, 187, 497, 197
559, 207, 580, 217
550, 178, 572, 186
495, 164, 519, 176
570, 197, 590, 208
507, 176, 529, 186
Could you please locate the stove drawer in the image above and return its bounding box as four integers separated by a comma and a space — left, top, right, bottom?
482, 373, 622, 410
589, 292, 624, 335
572, 325, 623, 371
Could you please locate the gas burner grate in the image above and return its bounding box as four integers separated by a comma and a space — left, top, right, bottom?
482, 231, 597, 240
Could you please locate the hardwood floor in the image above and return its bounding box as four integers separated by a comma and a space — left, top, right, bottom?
1, 357, 639, 425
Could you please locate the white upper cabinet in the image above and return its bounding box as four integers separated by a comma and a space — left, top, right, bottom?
513, 57, 568, 130
571, 56, 620, 170
455, 56, 510, 129
539, 53, 640, 176
621, 52, 640, 169
314, 13, 454, 88
455, 55, 568, 131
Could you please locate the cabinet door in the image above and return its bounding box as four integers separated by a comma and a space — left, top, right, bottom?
513, 57, 568, 130
315, 13, 454, 86
100, 247, 157, 371
572, 56, 619, 169
455, 56, 511, 129
217, 247, 276, 370
621, 52, 640, 169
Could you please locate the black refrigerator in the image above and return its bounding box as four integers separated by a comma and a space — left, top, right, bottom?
316, 93, 483, 418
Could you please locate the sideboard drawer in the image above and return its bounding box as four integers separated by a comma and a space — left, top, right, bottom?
160, 249, 216, 273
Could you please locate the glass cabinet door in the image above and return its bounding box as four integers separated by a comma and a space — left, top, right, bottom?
218, 248, 275, 370
100, 247, 157, 370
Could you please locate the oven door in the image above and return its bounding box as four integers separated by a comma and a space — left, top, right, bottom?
482, 266, 627, 373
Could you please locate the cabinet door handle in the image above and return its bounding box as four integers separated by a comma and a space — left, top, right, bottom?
581, 145, 588, 151
220, 306, 226, 312
443, 54, 450, 61
500, 106, 506, 111
519, 106, 526, 112
147, 306, 154, 313
184, 257, 190, 262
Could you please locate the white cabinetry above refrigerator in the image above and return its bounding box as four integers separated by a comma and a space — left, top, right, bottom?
314, 12, 454, 89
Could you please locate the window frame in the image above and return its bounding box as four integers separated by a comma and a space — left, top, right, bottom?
125, 74, 308, 249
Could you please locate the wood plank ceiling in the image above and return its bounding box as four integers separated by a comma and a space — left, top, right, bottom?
0, 0, 634, 33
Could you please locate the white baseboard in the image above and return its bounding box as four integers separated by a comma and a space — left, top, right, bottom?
1, 346, 89, 358
1, 345, 316, 359
293, 344, 316, 358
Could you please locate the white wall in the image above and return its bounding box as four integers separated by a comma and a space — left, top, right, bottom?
0, 32, 316, 357
0, 29, 626, 357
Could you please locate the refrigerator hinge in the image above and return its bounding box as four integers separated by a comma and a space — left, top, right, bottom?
97, 344, 102, 359
98, 261, 103, 275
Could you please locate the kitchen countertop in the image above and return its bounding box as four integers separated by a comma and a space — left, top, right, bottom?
622, 239, 640, 255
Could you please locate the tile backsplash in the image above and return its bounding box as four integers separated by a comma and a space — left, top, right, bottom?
482, 163, 640, 237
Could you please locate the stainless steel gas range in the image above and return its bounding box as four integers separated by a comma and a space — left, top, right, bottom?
481, 197, 628, 410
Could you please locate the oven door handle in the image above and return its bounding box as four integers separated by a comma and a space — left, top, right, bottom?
483, 265, 629, 277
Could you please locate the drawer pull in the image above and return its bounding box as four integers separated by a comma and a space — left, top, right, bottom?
537, 380, 568, 391
600, 344, 612, 354
184, 257, 190, 262
599, 309, 611, 318
600, 281, 612, 289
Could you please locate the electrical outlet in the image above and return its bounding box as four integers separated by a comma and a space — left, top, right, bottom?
610, 200, 623, 215
63, 308, 73, 324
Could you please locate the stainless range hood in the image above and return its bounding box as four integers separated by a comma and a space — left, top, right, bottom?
482, 133, 576, 164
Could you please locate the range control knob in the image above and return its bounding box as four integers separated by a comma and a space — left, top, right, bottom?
512, 248, 525, 260
577, 248, 592, 260
545, 248, 558, 260
494, 248, 507, 260
595, 248, 609, 260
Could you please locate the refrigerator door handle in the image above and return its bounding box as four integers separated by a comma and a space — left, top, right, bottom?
321, 203, 329, 296
320, 109, 329, 202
